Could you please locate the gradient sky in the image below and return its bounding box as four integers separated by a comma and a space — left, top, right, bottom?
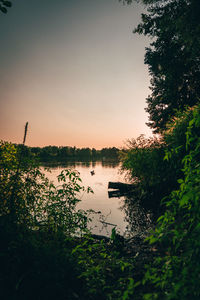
0, 0, 152, 149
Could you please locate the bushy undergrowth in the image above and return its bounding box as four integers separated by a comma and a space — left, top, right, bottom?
0, 140, 94, 299
141, 104, 200, 299
0, 224, 83, 300
0, 140, 140, 299
0, 141, 93, 235
120, 135, 179, 214
121, 104, 200, 299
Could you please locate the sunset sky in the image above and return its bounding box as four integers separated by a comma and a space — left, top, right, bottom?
0, 0, 152, 149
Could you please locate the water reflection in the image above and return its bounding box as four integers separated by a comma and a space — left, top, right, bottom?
42, 161, 153, 238
42, 160, 120, 169
121, 194, 153, 238
42, 160, 127, 237
101, 161, 120, 168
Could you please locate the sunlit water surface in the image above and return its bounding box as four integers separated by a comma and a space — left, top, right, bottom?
42, 161, 128, 237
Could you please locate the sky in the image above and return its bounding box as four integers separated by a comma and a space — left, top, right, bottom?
0, 0, 152, 149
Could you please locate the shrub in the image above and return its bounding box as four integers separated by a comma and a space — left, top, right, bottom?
120, 135, 178, 212
141, 104, 200, 299
0, 140, 93, 235
0, 139, 94, 299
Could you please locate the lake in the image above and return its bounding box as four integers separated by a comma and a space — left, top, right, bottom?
42, 161, 129, 237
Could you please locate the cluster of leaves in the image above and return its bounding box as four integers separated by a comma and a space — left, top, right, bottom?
120, 134, 180, 214
120, 104, 200, 299
0, 140, 96, 299
0, 141, 93, 235
0, 0, 12, 13
139, 103, 200, 299
121, 135, 164, 185
72, 229, 137, 300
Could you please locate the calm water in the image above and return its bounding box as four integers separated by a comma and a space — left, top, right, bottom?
42, 161, 128, 237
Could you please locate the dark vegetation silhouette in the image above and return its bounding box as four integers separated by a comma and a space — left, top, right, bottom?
119, 0, 200, 299
0, 128, 139, 300
122, 0, 200, 133
1, 0, 200, 299
21, 145, 119, 163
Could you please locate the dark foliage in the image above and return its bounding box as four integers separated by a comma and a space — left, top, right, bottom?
21, 145, 119, 163
0, 140, 150, 300
122, 0, 200, 133
0, 221, 83, 300
120, 134, 181, 216
141, 104, 200, 299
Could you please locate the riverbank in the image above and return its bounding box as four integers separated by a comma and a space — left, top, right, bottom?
0, 140, 156, 299
0, 217, 156, 300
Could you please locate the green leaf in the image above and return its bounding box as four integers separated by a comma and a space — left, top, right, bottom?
177, 179, 184, 184
179, 194, 190, 207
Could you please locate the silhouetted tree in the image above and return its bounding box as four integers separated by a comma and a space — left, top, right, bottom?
122, 0, 200, 133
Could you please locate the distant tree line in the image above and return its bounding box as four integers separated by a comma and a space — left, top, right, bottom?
15, 145, 120, 162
